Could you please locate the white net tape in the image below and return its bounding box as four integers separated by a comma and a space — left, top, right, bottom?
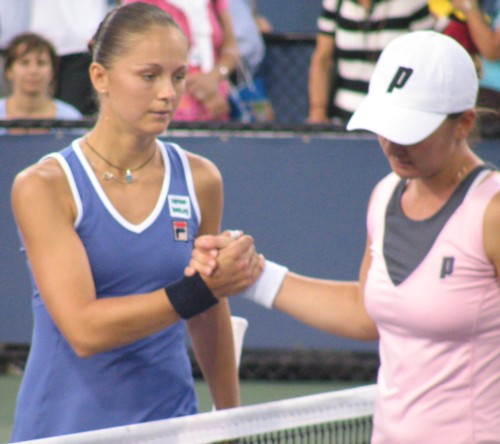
18, 384, 378, 444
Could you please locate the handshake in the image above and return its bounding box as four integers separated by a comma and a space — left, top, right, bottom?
185, 229, 263, 298
166, 230, 288, 320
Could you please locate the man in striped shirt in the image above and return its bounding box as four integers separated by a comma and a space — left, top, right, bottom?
308, 0, 435, 128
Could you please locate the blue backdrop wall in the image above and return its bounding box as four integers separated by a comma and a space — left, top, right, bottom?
1, 133, 499, 353
256, 0, 322, 33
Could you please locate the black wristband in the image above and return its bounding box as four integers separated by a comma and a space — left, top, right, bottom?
165, 273, 219, 319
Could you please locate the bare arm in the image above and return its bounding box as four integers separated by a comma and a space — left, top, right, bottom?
453, 0, 500, 59
11, 160, 181, 358
273, 236, 378, 340
307, 33, 335, 123
484, 189, 500, 280
189, 234, 378, 341
185, 152, 239, 410
213, 9, 240, 77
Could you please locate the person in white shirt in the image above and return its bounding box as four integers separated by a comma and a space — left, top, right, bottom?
30, 0, 113, 115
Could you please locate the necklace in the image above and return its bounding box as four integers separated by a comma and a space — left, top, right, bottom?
84, 138, 157, 183
88, 161, 132, 184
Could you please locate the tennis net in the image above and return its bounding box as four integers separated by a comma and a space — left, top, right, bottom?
18, 384, 377, 444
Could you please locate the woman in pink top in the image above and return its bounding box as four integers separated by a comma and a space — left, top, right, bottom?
125, 0, 239, 121
188, 31, 500, 443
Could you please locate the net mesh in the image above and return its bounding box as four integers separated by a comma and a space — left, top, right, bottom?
19, 385, 377, 444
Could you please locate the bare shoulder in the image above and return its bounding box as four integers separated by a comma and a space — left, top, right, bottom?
481, 171, 500, 223
11, 157, 74, 221
484, 186, 500, 224
183, 150, 224, 233
483, 183, 500, 272
13, 157, 64, 199
184, 150, 223, 189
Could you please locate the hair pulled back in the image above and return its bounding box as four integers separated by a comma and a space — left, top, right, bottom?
89, 2, 185, 69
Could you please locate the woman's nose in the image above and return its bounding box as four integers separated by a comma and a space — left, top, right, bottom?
157, 78, 176, 101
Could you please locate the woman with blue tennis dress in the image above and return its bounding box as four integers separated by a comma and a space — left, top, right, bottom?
9, 3, 262, 440
189, 31, 500, 443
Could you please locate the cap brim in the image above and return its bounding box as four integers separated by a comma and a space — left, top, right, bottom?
346, 95, 447, 145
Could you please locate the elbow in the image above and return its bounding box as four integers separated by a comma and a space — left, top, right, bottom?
73, 348, 94, 359
59, 310, 116, 358
74, 342, 105, 359
65, 331, 106, 359
357, 317, 379, 341
363, 331, 380, 341
363, 325, 379, 341
352, 331, 379, 342
311, 54, 332, 71
70, 340, 100, 359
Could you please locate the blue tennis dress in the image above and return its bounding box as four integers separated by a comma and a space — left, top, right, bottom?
11, 139, 201, 441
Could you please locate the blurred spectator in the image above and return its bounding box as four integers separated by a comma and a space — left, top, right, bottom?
125, 0, 240, 122
307, 0, 435, 128
227, 0, 267, 74
0, 0, 31, 96
225, 0, 275, 123
29, 0, 112, 116
0, 32, 82, 132
429, 0, 483, 75
452, 0, 500, 136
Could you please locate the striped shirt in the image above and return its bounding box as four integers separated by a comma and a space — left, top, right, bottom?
318, 0, 434, 124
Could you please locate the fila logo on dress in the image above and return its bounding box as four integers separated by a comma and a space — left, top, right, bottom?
169, 195, 191, 242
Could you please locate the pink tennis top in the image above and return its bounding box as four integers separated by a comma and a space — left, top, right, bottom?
365, 169, 500, 443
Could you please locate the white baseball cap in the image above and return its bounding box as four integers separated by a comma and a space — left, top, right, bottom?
346, 31, 478, 145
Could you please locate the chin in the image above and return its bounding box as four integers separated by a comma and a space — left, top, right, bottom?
22, 89, 45, 96
147, 123, 170, 136
389, 158, 414, 174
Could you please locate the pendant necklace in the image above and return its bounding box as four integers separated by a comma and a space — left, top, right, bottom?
84, 138, 157, 183
88, 161, 131, 184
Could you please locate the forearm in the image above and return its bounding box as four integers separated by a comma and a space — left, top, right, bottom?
461, 5, 500, 58
274, 273, 378, 341
211, 11, 240, 82
308, 52, 333, 120
61, 288, 179, 358
189, 301, 240, 409
213, 45, 239, 81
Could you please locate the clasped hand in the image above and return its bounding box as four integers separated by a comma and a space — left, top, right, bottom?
185, 230, 265, 298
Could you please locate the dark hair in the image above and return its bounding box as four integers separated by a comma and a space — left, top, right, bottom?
447, 110, 483, 146
89, 2, 187, 69
4, 32, 58, 76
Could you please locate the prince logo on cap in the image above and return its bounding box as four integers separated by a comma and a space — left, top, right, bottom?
387, 67, 413, 93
